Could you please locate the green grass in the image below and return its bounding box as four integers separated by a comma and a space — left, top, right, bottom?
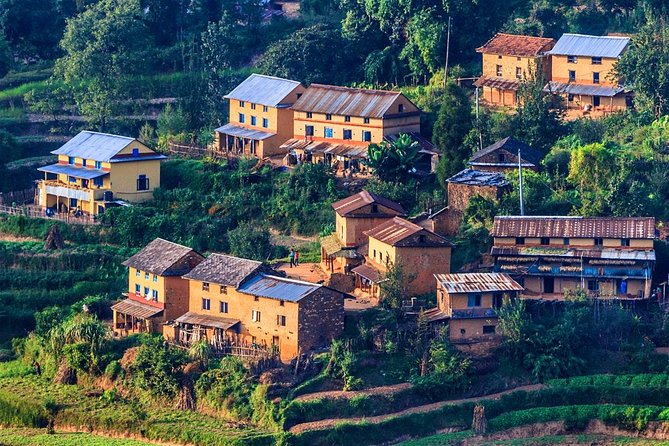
0, 80, 59, 102
0, 428, 159, 446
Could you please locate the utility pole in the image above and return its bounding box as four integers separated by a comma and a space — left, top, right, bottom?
476, 87, 482, 150
443, 16, 452, 88
518, 148, 524, 216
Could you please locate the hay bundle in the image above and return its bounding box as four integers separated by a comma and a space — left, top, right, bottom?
472, 404, 488, 434
53, 361, 77, 385
44, 225, 65, 250
175, 361, 201, 411
119, 347, 138, 373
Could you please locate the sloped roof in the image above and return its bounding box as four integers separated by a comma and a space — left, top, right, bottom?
547, 34, 630, 58
237, 274, 324, 303
491, 216, 656, 239
291, 84, 403, 118
474, 76, 521, 91
469, 137, 544, 167
447, 169, 510, 187
544, 82, 625, 98
122, 238, 204, 276
182, 253, 266, 287
215, 123, 276, 140
332, 190, 406, 217
476, 33, 555, 57
52, 131, 138, 162
435, 273, 523, 294
281, 138, 369, 159
111, 299, 164, 319
38, 164, 108, 179
175, 312, 239, 330
224, 74, 302, 107
365, 217, 452, 247
351, 263, 383, 283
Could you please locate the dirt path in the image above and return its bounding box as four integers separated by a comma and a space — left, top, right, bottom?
289, 384, 545, 434
294, 382, 412, 402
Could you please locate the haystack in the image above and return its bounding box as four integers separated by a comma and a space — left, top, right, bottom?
44, 225, 65, 250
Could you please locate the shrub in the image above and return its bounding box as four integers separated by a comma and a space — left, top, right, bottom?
129, 337, 188, 399
104, 360, 122, 381
195, 356, 254, 419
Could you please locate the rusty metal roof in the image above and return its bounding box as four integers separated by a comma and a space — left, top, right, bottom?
365, 217, 453, 247
447, 169, 510, 187
224, 74, 302, 108
435, 273, 524, 294
474, 76, 521, 91
291, 84, 403, 118
281, 138, 369, 159
182, 253, 268, 287
492, 216, 656, 239
469, 137, 544, 167
331, 190, 406, 217
548, 33, 629, 58
237, 274, 322, 303
476, 33, 555, 57
351, 263, 383, 283
123, 238, 204, 276
111, 298, 164, 320
175, 312, 240, 330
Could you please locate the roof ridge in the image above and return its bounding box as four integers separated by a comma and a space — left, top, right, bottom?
80, 130, 135, 140
255, 273, 322, 287
248, 73, 302, 84
308, 83, 402, 95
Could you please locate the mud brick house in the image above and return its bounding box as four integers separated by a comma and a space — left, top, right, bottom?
352, 217, 453, 296
475, 33, 555, 107
321, 190, 406, 274
468, 137, 544, 173
164, 253, 345, 362
491, 216, 656, 300
428, 169, 510, 236
112, 238, 204, 336
424, 273, 523, 341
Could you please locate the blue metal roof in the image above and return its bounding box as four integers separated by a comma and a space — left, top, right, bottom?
224, 74, 302, 108
548, 34, 629, 58
52, 131, 136, 162
447, 169, 510, 187
237, 274, 321, 303
38, 163, 109, 179
215, 123, 276, 140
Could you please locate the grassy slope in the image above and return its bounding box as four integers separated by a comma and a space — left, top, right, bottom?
0, 428, 159, 446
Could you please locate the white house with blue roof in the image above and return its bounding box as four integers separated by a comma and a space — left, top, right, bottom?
36, 130, 166, 216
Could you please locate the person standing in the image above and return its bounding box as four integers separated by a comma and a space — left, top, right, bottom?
289, 249, 295, 268
295, 250, 300, 266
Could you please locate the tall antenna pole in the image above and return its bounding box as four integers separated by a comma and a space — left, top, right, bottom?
518, 148, 525, 216
443, 16, 452, 88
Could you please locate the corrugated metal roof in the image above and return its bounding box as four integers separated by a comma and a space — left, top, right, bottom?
491, 246, 656, 261
383, 133, 439, 155
38, 163, 109, 179
224, 74, 302, 107
122, 238, 204, 276
476, 33, 555, 57
52, 131, 135, 162
331, 190, 406, 217
215, 123, 276, 140
474, 76, 521, 91
365, 217, 452, 247
281, 138, 369, 159
111, 298, 164, 319
175, 312, 239, 330
182, 253, 265, 287
351, 263, 383, 283
291, 84, 402, 118
492, 216, 656, 239
544, 82, 624, 97
237, 274, 322, 303
434, 273, 524, 294
469, 137, 544, 166
447, 169, 510, 187
548, 34, 630, 58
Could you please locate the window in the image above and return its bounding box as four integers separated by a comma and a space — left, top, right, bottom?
567, 55, 578, 63
540, 237, 550, 245
68, 157, 75, 165
498, 55, 502, 59
362, 131, 372, 142
82, 159, 87, 167
144, 286, 149, 296
153, 274, 158, 283
280, 300, 285, 307
254, 296, 259, 302
563, 238, 570, 246
239, 101, 245, 107
202, 282, 210, 291
252, 310, 261, 322
587, 280, 599, 291
371, 204, 378, 213
202, 298, 211, 310
568, 93, 575, 102
515, 237, 525, 245
594, 238, 604, 246
498, 153, 506, 162
621, 238, 631, 247
325, 113, 332, 120
93, 177, 103, 187
343, 129, 352, 140
593, 72, 600, 84
220, 301, 228, 313
345, 115, 351, 122
136, 270, 141, 277
238, 113, 245, 123
306, 112, 313, 118
496, 64, 502, 76
483, 325, 496, 334
398, 104, 404, 112
591, 56, 602, 65
251, 116, 257, 126
250, 103, 256, 110
263, 105, 268, 112
418, 234, 426, 243
277, 315, 286, 326
152, 289, 158, 300
132, 148, 139, 157
144, 272, 149, 279
467, 293, 482, 307
220, 285, 227, 294
305, 125, 314, 137
70, 198, 78, 208
363, 117, 370, 124
515, 67, 522, 79
136, 174, 149, 191
94, 161, 102, 169
324, 127, 334, 138
543, 277, 554, 294
69, 176, 76, 183
568, 70, 576, 82
296, 93, 302, 99
593, 95, 600, 107
135, 284, 140, 293
262, 118, 269, 128
373, 249, 376, 259
385, 253, 390, 265
492, 293, 503, 309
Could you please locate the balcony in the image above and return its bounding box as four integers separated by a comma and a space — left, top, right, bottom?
40, 180, 108, 201
496, 263, 651, 279
451, 308, 498, 319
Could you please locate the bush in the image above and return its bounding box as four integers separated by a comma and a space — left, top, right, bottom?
129, 337, 188, 399
195, 356, 255, 420
104, 360, 122, 381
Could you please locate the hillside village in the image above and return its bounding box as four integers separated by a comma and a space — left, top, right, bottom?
1, 0, 669, 445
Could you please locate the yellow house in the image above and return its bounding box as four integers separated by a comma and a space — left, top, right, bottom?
164, 253, 345, 362
544, 34, 633, 111
215, 74, 306, 159
491, 216, 655, 300
36, 131, 166, 216
475, 33, 555, 107
424, 273, 523, 341
111, 238, 205, 336
352, 217, 453, 297
280, 84, 438, 173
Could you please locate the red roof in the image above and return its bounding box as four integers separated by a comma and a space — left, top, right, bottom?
476, 33, 555, 57
332, 190, 406, 217
365, 217, 452, 247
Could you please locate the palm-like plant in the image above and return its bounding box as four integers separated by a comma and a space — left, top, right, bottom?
363, 133, 421, 182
